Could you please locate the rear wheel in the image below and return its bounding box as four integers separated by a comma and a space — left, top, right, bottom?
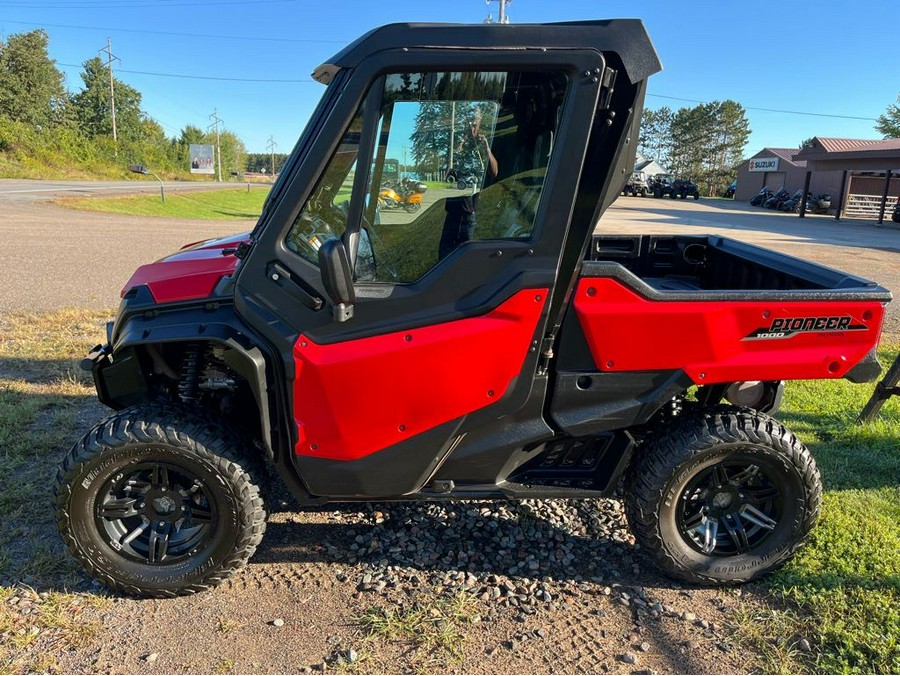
625, 407, 821, 584
55, 406, 267, 597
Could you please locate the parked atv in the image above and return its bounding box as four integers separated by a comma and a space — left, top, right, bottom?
623, 170, 650, 196
671, 178, 700, 200
649, 173, 675, 198
57, 20, 891, 599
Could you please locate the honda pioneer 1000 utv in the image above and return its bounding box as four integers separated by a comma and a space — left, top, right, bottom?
57, 20, 891, 597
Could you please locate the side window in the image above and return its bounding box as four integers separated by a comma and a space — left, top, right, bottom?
284, 107, 364, 265
361, 70, 568, 284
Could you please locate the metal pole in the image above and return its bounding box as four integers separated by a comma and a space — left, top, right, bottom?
209, 109, 223, 183
108, 40, 117, 144
148, 170, 164, 202
266, 135, 277, 179
834, 170, 848, 220
798, 171, 811, 218
498, 0, 507, 24
877, 169, 892, 226
99, 38, 119, 149
448, 102, 455, 178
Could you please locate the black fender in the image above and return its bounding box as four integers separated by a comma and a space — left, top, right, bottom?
92, 285, 279, 461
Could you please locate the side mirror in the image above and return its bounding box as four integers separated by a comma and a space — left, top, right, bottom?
317, 237, 355, 322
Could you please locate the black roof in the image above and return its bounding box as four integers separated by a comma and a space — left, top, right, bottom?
314, 20, 662, 86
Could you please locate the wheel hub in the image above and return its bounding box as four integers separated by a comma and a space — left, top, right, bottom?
144, 489, 184, 522
710, 490, 735, 510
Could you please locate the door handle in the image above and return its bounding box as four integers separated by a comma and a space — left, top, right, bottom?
266, 262, 324, 311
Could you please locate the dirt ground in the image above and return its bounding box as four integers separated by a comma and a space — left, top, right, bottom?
44, 467, 760, 676
3, 190, 892, 674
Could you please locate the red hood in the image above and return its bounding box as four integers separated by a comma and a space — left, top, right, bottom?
122, 232, 251, 303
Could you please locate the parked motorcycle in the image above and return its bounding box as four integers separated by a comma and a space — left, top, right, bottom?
805, 193, 832, 215
379, 178, 428, 213
780, 190, 806, 213
764, 187, 790, 210
892, 201, 900, 223
723, 181, 736, 199
750, 186, 773, 207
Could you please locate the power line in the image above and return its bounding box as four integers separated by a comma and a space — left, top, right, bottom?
647, 93, 878, 122
0, 18, 348, 44
57, 62, 313, 83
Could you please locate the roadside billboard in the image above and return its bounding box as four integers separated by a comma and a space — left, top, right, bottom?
189, 144, 215, 174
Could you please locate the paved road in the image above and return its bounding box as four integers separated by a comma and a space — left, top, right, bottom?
0, 181, 257, 311
602, 196, 900, 252
1, 183, 897, 334
0, 178, 254, 205
601, 197, 900, 335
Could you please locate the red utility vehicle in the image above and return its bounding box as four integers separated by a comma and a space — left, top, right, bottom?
57, 20, 891, 597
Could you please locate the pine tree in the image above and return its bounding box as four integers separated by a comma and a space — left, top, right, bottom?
71, 56, 143, 141
0, 29, 67, 127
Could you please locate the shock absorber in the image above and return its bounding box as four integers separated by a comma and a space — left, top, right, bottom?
177, 343, 204, 403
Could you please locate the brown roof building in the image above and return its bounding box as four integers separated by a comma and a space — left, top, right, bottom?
736, 137, 900, 222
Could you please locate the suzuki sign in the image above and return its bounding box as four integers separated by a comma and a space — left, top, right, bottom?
749, 157, 780, 172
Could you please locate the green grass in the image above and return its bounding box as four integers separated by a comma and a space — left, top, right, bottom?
763, 342, 900, 674
0, 310, 112, 674
57, 186, 270, 220
358, 592, 481, 670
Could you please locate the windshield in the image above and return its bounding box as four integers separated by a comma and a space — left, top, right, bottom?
252, 71, 347, 239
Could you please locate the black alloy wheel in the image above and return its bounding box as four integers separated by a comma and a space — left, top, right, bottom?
676, 458, 781, 557
625, 407, 821, 584
56, 405, 266, 597
94, 462, 218, 565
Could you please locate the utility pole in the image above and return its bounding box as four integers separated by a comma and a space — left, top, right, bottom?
498, 0, 508, 24
99, 38, 120, 147
266, 135, 277, 178
484, 0, 511, 24
209, 109, 223, 182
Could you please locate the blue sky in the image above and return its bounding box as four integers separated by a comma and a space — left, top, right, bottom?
1, 0, 897, 154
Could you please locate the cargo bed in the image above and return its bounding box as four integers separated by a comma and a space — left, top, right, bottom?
583, 234, 892, 300
570, 235, 891, 384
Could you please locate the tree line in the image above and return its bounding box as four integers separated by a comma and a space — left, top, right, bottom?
638, 100, 751, 197
0, 29, 255, 178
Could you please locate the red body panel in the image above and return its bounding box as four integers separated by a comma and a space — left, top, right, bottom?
121, 232, 249, 303
292, 289, 548, 461
574, 278, 884, 383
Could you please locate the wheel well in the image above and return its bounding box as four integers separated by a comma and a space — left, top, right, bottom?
101, 339, 273, 460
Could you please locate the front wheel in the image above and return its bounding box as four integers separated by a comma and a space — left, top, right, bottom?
55, 406, 267, 597
624, 407, 821, 585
